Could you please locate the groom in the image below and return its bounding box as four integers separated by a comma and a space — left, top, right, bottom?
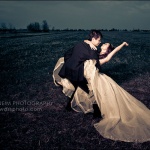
59, 30, 102, 116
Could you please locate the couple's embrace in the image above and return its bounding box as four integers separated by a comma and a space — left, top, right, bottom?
52, 30, 150, 143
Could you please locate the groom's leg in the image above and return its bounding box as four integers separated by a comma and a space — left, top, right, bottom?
65, 79, 89, 111
77, 79, 89, 94
79, 79, 102, 118
65, 80, 78, 111
93, 104, 102, 118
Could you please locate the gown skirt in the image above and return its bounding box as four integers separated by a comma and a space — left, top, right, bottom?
53, 57, 150, 143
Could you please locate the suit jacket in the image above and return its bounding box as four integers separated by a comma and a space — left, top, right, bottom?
59, 41, 101, 82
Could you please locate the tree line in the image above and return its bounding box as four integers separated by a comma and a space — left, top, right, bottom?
27, 20, 49, 32
0, 23, 16, 32
0, 20, 50, 33
0, 20, 150, 33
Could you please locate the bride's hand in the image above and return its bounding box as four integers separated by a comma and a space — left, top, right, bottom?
89, 43, 97, 50
84, 40, 97, 50
123, 42, 129, 46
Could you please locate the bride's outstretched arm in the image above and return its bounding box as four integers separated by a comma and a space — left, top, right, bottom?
100, 42, 129, 65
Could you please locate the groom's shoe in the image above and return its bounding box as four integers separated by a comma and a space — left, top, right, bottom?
93, 104, 102, 118
65, 97, 73, 111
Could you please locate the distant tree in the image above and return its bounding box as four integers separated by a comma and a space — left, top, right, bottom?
42, 20, 49, 32
9, 23, 16, 30
27, 23, 33, 31
101, 29, 108, 31
109, 28, 119, 31
1, 23, 7, 31
27, 22, 41, 32
52, 26, 55, 31
63, 28, 69, 31
34, 22, 40, 31
0, 22, 17, 33
123, 29, 128, 31
0, 23, 9, 33
8, 23, 16, 32
8, 23, 13, 30
78, 29, 84, 31
132, 29, 140, 32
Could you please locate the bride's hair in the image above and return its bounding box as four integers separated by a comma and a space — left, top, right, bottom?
99, 44, 115, 59
88, 29, 103, 41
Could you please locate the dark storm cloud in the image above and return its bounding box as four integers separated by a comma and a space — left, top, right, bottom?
0, 1, 150, 30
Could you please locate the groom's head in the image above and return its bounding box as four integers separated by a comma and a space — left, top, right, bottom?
88, 30, 102, 47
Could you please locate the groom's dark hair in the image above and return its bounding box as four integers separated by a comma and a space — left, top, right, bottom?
88, 29, 103, 41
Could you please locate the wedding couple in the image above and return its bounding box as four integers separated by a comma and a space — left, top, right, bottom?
52, 30, 150, 143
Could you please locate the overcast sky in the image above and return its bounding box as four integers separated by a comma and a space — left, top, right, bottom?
0, 1, 150, 30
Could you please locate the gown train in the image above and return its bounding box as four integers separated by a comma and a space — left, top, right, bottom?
53, 57, 150, 143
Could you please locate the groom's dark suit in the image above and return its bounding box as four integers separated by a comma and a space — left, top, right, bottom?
59, 41, 101, 93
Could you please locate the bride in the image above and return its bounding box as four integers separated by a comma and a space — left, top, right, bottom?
52, 41, 150, 143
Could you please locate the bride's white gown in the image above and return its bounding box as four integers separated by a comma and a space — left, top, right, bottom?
53, 57, 150, 143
